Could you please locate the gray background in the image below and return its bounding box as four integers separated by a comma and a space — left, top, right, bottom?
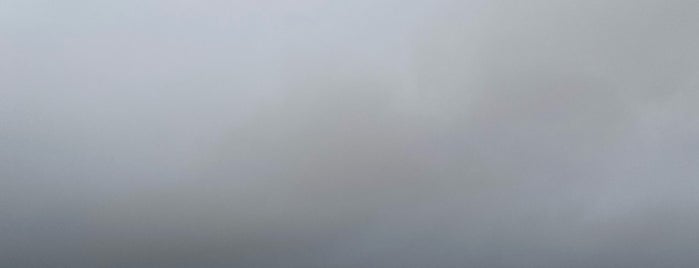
2, 0, 699, 267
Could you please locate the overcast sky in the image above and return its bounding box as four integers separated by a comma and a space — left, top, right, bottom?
3, 0, 699, 267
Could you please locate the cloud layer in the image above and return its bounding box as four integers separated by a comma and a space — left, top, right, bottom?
3, 0, 699, 267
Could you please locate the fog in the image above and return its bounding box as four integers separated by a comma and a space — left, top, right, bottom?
3, 0, 699, 267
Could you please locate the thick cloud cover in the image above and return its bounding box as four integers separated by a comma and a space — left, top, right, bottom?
3, 0, 699, 267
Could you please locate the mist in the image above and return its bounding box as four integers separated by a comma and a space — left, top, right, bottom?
3, 0, 699, 267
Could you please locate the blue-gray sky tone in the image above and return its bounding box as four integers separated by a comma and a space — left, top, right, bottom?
3, 0, 699, 267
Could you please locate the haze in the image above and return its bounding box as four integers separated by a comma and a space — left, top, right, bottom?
3, 0, 699, 267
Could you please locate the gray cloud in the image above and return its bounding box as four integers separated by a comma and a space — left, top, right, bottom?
2, 0, 699, 267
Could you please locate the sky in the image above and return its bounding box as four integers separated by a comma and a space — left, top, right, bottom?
2, 0, 699, 267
